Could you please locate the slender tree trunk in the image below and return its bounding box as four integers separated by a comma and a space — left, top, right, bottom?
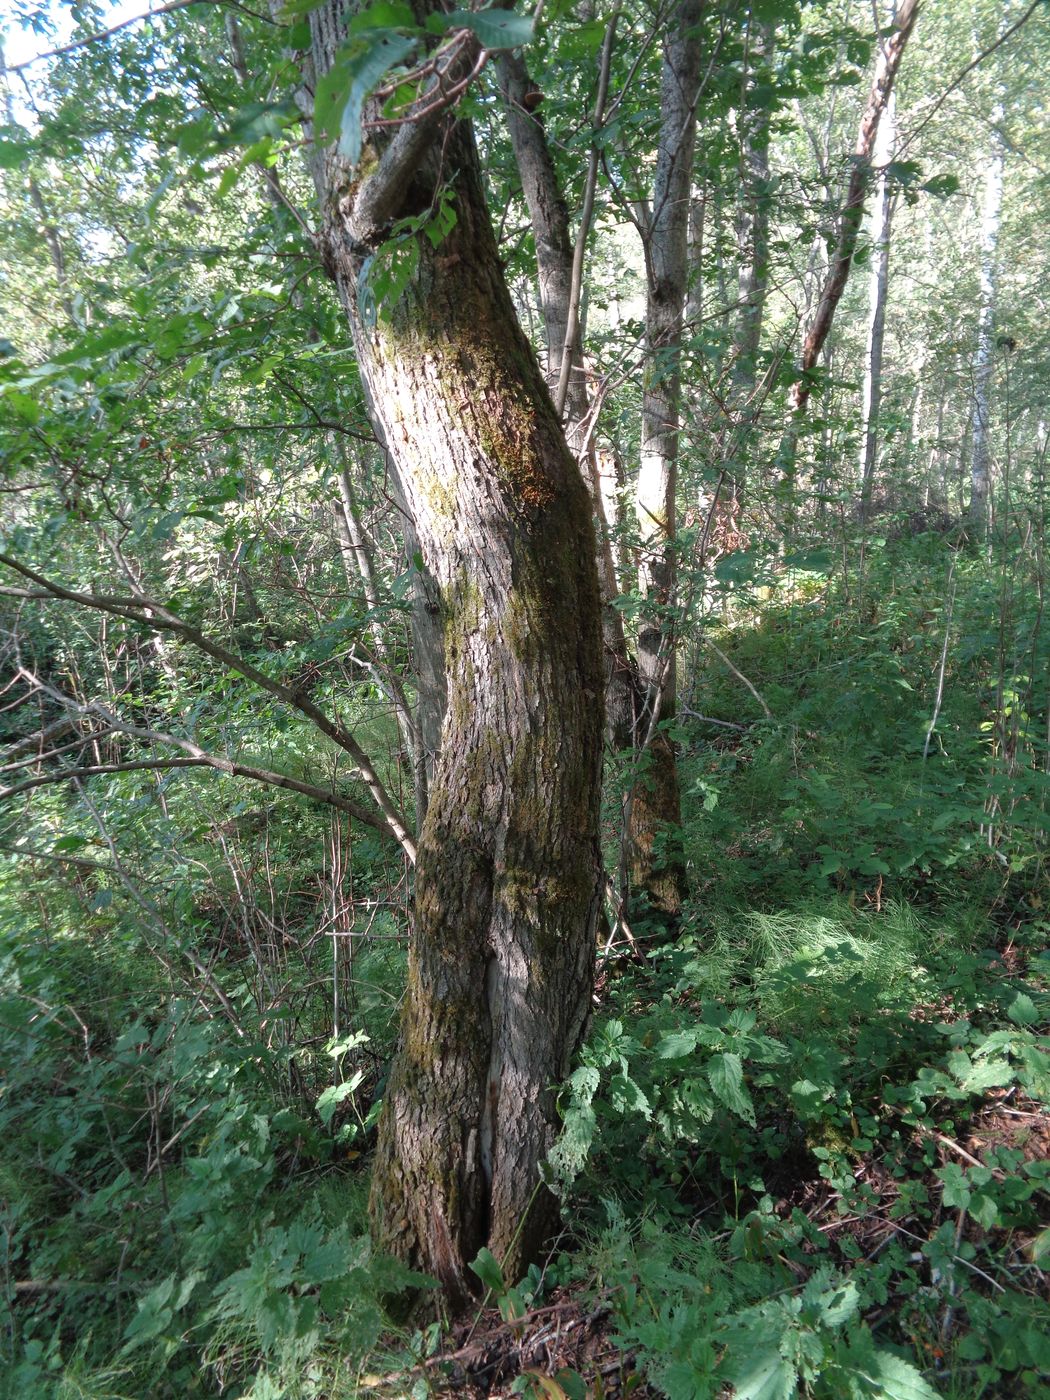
309, 3, 605, 1303
779, 0, 920, 482
332, 450, 429, 822
630, 0, 703, 919
969, 115, 1005, 537
730, 19, 774, 415
858, 88, 895, 521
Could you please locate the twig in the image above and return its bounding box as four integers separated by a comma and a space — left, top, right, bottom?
900, 0, 1046, 155
923, 557, 957, 762
3, 0, 272, 74
702, 637, 774, 720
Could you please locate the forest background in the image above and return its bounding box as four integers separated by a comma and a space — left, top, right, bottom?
1, 0, 1049, 1395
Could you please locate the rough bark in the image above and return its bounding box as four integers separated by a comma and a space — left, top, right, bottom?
497, 45, 638, 749
629, 0, 703, 920
309, 1, 605, 1302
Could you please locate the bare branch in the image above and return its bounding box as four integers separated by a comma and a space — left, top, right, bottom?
2, 715, 85, 762
0, 552, 416, 860
902, 0, 1045, 155
4, 0, 272, 74
9, 669, 407, 844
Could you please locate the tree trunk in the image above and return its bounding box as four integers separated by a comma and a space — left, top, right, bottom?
969, 117, 1005, 537
858, 88, 896, 521
779, 0, 920, 485
310, 4, 605, 1302
629, 0, 703, 920
730, 19, 774, 414
497, 46, 638, 750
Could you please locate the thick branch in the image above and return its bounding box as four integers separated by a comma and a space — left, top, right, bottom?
350, 36, 486, 244
0, 751, 392, 832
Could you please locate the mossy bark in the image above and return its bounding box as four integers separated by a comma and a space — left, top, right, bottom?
312, 21, 604, 1303
497, 50, 638, 749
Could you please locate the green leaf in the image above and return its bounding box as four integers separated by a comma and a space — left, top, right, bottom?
968, 1192, 1001, 1229
315, 1071, 364, 1127
498, 1285, 527, 1324
936, 1162, 970, 1210
708, 1053, 756, 1125
444, 7, 533, 49
553, 1370, 587, 1400
609, 1072, 651, 1119
655, 1030, 701, 1058
315, 31, 418, 168
53, 835, 89, 853
122, 1276, 176, 1349
723, 1348, 797, 1400
469, 1246, 505, 1295
921, 173, 960, 198
959, 1057, 1015, 1094
863, 1350, 940, 1399
1007, 991, 1039, 1027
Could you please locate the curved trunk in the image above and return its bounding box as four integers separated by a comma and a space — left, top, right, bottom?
498, 47, 638, 750
312, 12, 605, 1300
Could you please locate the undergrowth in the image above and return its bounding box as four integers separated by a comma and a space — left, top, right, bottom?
2, 533, 1049, 1398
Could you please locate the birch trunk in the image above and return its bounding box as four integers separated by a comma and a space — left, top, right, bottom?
310, 2, 605, 1300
